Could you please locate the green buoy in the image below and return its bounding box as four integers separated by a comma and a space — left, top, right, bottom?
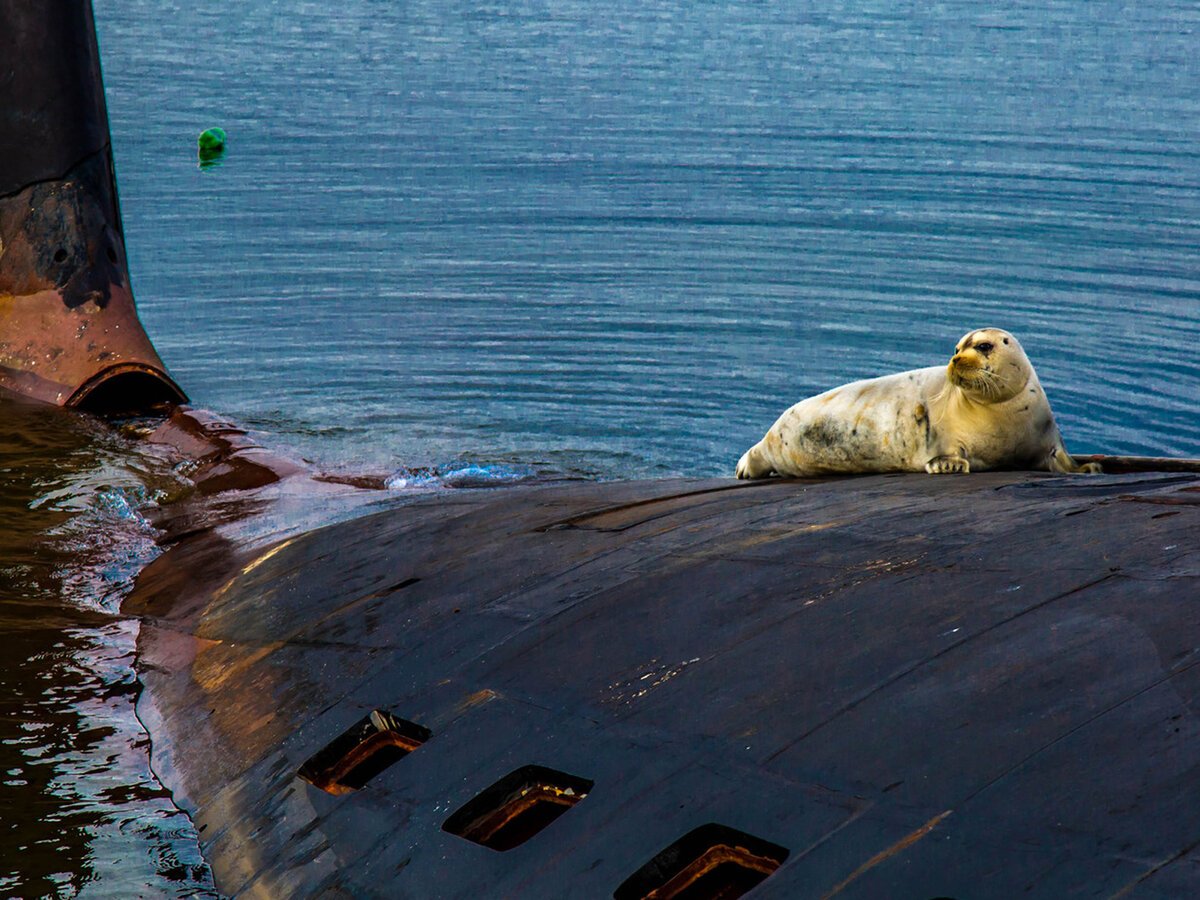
198, 127, 227, 170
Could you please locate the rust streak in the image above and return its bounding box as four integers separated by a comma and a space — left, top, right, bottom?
237, 537, 299, 579
1108, 835, 1200, 899
456, 689, 499, 713
821, 810, 952, 899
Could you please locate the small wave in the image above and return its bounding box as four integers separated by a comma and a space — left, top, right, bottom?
385, 462, 538, 491
43, 485, 163, 616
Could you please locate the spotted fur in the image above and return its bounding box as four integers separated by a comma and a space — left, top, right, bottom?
736, 328, 1100, 478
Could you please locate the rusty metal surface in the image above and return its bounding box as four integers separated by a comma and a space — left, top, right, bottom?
0, 0, 185, 411
127, 472, 1200, 898
145, 407, 307, 495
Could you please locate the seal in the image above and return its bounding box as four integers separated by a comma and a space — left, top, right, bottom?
735, 328, 1101, 478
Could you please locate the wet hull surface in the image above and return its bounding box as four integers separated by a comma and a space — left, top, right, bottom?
127, 471, 1200, 898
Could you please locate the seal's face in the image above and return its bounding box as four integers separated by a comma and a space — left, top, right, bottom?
946, 327, 1032, 403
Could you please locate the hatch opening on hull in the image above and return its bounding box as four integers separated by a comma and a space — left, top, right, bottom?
297, 710, 430, 795
613, 823, 789, 900
443, 764, 593, 851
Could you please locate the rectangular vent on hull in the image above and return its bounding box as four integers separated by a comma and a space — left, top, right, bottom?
613, 823, 789, 900
443, 765, 593, 851
297, 710, 430, 795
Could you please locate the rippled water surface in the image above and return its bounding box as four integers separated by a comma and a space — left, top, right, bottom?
98, 0, 1200, 478
0, 399, 215, 898
5, 0, 1200, 895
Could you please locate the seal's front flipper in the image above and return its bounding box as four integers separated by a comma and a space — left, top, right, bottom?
925, 454, 970, 474
736, 443, 773, 479
1048, 445, 1102, 475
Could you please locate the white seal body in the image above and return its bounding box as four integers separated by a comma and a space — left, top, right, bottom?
736, 328, 1098, 478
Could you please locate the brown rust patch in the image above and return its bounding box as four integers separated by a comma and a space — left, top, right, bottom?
0, 152, 185, 409
194, 641, 283, 693
450, 784, 580, 849
456, 688, 500, 713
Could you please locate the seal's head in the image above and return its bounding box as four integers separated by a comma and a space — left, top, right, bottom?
946, 327, 1033, 403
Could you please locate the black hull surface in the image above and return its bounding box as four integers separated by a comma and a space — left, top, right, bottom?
127, 471, 1200, 898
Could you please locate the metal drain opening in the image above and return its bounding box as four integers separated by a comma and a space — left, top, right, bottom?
614, 823, 789, 900
67, 364, 187, 416
442, 764, 593, 851
297, 710, 430, 795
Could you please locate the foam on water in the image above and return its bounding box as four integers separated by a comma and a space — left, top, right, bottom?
385, 461, 540, 491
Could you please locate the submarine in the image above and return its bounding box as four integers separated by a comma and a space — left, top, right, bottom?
126, 468, 1200, 899
5, 3, 1200, 898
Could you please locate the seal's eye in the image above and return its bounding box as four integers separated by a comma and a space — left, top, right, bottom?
975, 341, 994, 354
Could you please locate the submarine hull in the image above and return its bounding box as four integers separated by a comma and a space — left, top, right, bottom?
127, 471, 1200, 898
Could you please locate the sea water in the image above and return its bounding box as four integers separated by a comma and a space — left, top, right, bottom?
101, 0, 1200, 479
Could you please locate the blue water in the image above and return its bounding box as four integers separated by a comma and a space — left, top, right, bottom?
97, 0, 1200, 480
5, 1, 1200, 895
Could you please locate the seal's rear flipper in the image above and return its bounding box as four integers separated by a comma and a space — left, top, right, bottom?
1049, 445, 1102, 475
736, 443, 773, 479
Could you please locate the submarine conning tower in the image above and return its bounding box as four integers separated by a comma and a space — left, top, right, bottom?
0, 0, 185, 414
